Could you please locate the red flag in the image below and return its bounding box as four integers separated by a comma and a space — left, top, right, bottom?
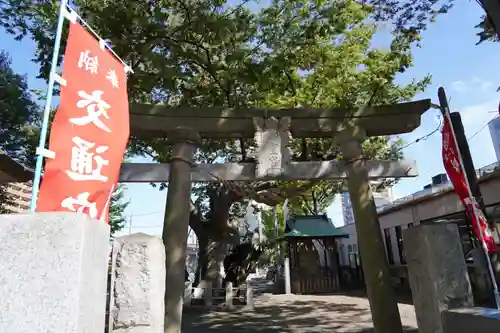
442, 115, 498, 253
36, 21, 130, 223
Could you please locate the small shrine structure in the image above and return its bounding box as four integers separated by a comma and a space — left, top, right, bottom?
284, 214, 348, 294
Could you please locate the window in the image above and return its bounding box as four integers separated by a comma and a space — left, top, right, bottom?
384, 228, 394, 265
395, 226, 406, 264
347, 244, 352, 253
352, 244, 358, 253
407, 223, 414, 228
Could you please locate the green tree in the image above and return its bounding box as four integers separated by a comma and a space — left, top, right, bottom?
0, 50, 40, 211
1, 0, 437, 321
0, 50, 39, 163
108, 183, 129, 236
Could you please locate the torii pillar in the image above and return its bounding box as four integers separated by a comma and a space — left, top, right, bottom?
338, 126, 403, 333
162, 128, 200, 333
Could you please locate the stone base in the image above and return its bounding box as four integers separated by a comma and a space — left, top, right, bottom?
403, 223, 474, 333
443, 308, 500, 332
0, 212, 110, 333
112, 233, 165, 333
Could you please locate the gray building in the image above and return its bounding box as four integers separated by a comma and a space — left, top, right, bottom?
488, 116, 500, 162
341, 186, 393, 226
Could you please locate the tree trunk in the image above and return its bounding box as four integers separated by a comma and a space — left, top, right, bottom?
193, 221, 230, 288
193, 234, 207, 287
204, 235, 228, 288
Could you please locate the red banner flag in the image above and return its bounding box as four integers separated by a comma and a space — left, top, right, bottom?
442, 115, 498, 253
36, 21, 130, 223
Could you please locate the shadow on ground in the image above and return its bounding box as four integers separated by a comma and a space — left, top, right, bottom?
182, 295, 418, 333
337, 289, 415, 306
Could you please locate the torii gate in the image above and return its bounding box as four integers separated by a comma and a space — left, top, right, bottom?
119, 99, 431, 333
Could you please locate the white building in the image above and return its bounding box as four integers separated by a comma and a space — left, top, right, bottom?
335, 165, 500, 271
341, 186, 393, 226
488, 116, 500, 162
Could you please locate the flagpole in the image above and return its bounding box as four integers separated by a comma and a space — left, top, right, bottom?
29, 0, 69, 212
438, 87, 500, 309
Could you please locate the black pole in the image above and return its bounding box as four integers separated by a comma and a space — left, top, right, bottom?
438, 88, 485, 213
450, 112, 487, 214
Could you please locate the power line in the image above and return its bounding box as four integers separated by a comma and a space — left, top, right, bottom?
468, 115, 498, 141
130, 211, 163, 217
394, 110, 442, 153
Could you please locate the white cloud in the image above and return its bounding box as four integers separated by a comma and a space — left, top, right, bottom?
451, 80, 466, 92
460, 100, 498, 164
450, 78, 494, 93
460, 100, 498, 130
472, 77, 494, 92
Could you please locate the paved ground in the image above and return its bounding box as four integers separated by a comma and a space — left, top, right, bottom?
182, 281, 418, 332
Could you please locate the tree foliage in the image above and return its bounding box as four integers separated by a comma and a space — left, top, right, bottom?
0, 50, 39, 163
0, 50, 40, 211
0, 0, 441, 283
108, 183, 129, 236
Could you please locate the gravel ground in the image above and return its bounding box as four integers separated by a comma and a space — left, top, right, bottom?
182, 293, 418, 332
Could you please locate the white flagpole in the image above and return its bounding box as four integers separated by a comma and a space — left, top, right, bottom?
439, 87, 500, 309
29, 0, 69, 212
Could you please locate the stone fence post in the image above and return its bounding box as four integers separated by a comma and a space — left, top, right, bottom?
111, 233, 166, 333
225, 282, 234, 310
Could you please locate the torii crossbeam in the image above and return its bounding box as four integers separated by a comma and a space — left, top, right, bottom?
118, 160, 418, 183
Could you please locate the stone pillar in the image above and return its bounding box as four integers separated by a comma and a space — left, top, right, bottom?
245, 280, 254, 310
284, 257, 292, 294
162, 128, 200, 333
403, 223, 473, 333
112, 233, 166, 333
225, 282, 234, 310
202, 281, 213, 306
337, 127, 403, 333
0, 212, 110, 333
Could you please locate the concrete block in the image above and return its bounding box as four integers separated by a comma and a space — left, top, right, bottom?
403, 223, 474, 333
0, 212, 110, 333
442, 307, 500, 333
112, 233, 165, 333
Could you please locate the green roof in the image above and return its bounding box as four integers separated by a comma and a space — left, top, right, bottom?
283, 215, 349, 238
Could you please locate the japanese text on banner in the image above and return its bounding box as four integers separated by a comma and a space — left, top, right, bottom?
36, 21, 130, 223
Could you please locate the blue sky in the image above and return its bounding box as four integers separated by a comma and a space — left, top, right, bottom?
1, 1, 499, 234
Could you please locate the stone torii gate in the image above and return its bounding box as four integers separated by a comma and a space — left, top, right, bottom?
119, 99, 431, 333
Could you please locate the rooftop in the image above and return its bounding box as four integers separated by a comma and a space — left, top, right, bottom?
0, 151, 33, 185
284, 214, 349, 238
376, 161, 500, 216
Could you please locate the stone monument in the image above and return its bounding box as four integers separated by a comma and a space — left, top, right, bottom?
0, 212, 110, 333
404, 223, 474, 333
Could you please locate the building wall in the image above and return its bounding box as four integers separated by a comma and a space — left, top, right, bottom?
2, 181, 32, 213
341, 192, 355, 226
336, 173, 500, 266
341, 187, 393, 226
488, 117, 500, 162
